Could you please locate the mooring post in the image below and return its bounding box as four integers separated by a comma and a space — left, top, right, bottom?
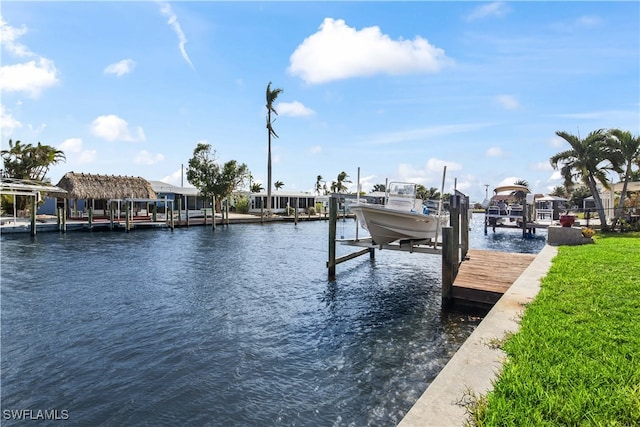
451, 195, 461, 278
88, 207, 93, 230
225, 199, 229, 226
125, 202, 130, 232
211, 196, 216, 230
442, 226, 454, 306
185, 197, 190, 228
30, 196, 36, 237
62, 199, 67, 233
109, 205, 114, 230
177, 197, 182, 227
153, 204, 157, 222
169, 202, 174, 230
57, 206, 62, 231
294, 198, 299, 225
460, 195, 469, 259
328, 196, 337, 279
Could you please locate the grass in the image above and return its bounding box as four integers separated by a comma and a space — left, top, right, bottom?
472, 232, 640, 426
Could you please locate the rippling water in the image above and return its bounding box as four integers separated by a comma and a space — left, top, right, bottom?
1, 215, 545, 426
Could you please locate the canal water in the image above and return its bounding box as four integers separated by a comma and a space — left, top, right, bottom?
1, 215, 545, 426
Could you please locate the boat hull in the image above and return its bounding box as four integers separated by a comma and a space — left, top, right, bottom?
350, 204, 448, 245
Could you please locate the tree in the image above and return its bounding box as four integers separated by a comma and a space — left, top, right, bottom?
372, 184, 386, 193
250, 182, 264, 193
315, 175, 326, 196
1, 139, 65, 181
274, 180, 284, 190
265, 82, 283, 215
550, 186, 568, 198
186, 142, 249, 212
417, 185, 440, 201
550, 129, 613, 230
607, 129, 640, 228
511, 179, 529, 204
1, 139, 66, 211
330, 171, 351, 193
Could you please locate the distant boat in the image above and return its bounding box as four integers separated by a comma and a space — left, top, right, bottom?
349, 182, 450, 245
486, 184, 530, 227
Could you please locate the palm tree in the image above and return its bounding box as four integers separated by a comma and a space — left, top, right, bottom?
511, 179, 529, 204
550, 129, 613, 230
250, 182, 264, 193
372, 184, 386, 193
607, 129, 640, 228
265, 82, 283, 215
417, 186, 440, 201
330, 171, 351, 193
315, 175, 324, 196
274, 180, 284, 190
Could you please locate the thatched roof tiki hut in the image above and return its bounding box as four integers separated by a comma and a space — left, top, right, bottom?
54, 172, 158, 218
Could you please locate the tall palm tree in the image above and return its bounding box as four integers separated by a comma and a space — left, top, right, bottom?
315, 175, 324, 195
266, 82, 283, 215
550, 129, 612, 230
274, 180, 284, 190
607, 129, 640, 228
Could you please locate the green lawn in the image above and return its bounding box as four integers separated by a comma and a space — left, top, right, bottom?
474, 232, 640, 426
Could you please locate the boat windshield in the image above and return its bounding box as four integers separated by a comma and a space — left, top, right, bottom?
387, 182, 416, 198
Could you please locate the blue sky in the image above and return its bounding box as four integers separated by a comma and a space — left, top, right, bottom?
1, 1, 638, 202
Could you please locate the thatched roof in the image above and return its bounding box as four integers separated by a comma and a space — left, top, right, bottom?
55, 172, 157, 200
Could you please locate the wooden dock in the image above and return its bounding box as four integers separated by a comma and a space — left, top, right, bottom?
451, 249, 536, 309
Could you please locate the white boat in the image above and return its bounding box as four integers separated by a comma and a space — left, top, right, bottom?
349, 182, 450, 245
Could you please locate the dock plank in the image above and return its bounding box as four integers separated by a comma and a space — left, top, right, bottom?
452, 249, 536, 307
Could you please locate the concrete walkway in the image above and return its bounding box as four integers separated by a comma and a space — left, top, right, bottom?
398, 244, 558, 427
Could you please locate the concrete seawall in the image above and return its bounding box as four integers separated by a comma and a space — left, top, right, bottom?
398, 244, 558, 427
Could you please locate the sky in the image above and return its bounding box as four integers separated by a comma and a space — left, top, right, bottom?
1, 1, 639, 202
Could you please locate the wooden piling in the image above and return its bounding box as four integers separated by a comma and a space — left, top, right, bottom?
30, 196, 36, 236
212, 196, 216, 230
88, 207, 93, 230
441, 226, 455, 306
328, 196, 337, 279
125, 202, 130, 232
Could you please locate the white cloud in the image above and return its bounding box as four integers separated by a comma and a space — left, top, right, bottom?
57, 138, 96, 164
104, 59, 136, 76
134, 150, 165, 165
162, 168, 186, 187
486, 146, 506, 157
396, 158, 462, 187
0, 18, 59, 98
0, 105, 22, 135
465, 2, 510, 21
308, 145, 322, 154
91, 114, 146, 142
0, 58, 59, 98
158, 1, 194, 69
58, 138, 83, 153
277, 101, 315, 117
496, 94, 519, 110
288, 18, 452, 84
0, 17, 32, 57
78, 150, 97, 164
